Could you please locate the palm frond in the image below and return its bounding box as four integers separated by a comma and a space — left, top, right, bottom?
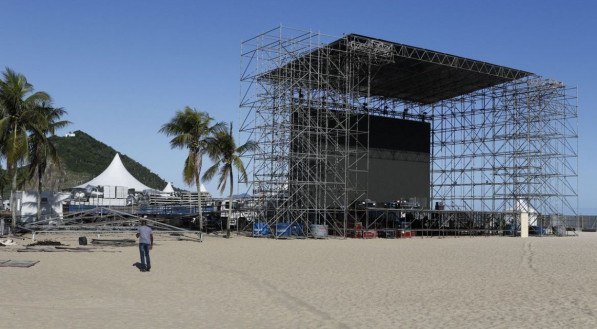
237, 140, 258, 155
232, 156, 249, 182
182, 152, 199, 185
25, 91, 51, 105
50, 119, 71, 132
168, 133, 192, 149
202, 162, 220, 183
211, 121, 227, 134
217, 164, 230, 193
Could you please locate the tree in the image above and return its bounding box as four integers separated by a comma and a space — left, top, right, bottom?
0, 68, 50, 229
203, 122, 257, 238
28, 104, 70, 221
159, 107, 222, 231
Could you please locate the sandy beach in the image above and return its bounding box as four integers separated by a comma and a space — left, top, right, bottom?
1, 233, 596, 328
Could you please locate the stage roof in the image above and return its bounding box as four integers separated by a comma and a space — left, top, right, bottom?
265, 34, 533, 104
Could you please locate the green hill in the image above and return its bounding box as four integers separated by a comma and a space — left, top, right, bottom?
49, 130, 167, 190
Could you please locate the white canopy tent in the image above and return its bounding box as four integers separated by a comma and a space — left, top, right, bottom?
161, 182, 207, 193
515, 199, 539, 226
76, 153, 151, 191
163, 182, 175, 193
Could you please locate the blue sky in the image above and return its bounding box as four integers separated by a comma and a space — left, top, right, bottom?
1, 0, 595, 212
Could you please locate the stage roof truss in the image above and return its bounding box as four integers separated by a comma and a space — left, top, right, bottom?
263, 33, 533, 105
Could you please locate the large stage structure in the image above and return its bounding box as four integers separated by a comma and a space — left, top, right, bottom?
240, 26, 578, 236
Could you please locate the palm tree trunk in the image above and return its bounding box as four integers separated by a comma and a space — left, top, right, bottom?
10, 167, 17, 230
196, 176, 203, 231
37, 166, 43, 222
226, 170, 233, 238
10, 126, 18, 230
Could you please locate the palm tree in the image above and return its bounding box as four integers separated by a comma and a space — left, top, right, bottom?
0, 68, 50, 229
159, 107, 222, 231
28, 104, 70, 221
203, 122, 257, 238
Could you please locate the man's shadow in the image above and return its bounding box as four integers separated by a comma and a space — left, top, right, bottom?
132, 262, 146, 271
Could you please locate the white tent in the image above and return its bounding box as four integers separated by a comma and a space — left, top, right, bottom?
162, 181, 207, 193
15, 191, 71, 223
163, 182, 175, 193
515, 199, 539, 226
76, 153, 150, 191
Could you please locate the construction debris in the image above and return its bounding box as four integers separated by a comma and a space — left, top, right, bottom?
18, 246, 94, 252
27, 240, 64, 247
0, 239, 17, 246
0, 259, 39, 268
91, 239, 136, 247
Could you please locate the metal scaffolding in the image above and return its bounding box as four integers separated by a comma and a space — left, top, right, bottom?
240, 26, 578, 237
430, 78, 578, 217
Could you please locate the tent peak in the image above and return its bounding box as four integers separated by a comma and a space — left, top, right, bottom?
75, 152, 150, 191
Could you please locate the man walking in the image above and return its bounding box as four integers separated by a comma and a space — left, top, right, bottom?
136, 218, 153, 272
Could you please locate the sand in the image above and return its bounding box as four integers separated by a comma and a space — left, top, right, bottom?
1, 232, 596, 328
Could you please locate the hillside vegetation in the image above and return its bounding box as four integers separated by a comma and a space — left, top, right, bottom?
48, 130, 167, 190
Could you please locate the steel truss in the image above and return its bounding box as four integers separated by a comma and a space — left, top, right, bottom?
429, 78, 578, 219
240, 26, 578, 237
21, 207, 203, 241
